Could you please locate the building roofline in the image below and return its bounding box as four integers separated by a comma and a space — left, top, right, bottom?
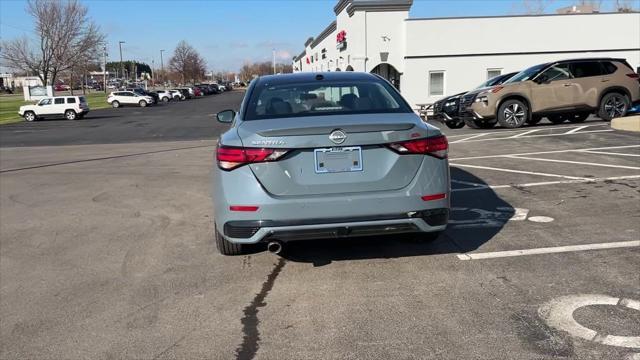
406, 11, 639, 21
293, 50, 307, 62
347, 0, 412, 16
310, 21, 337, 49
304, 37, 314, 47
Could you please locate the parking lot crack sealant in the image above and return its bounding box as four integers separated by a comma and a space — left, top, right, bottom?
235, 258, 286, 360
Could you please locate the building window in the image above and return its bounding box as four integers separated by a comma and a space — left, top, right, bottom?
429, 71, 444, 96
487, 68, 502, 79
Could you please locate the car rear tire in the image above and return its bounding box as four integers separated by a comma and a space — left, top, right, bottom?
111, 101, 120, 108
23, 111, 36, 122
548, 115, 566, 124
162, 97, 169, 103
598, 92, 629, 121
139, 100, 147, 107
445, 119, 465, 129
497, 99, 528, 128
65, 110, 77, 120
464, 119, 496, 129
569, 112, 590, 123
215, 226, 244, 256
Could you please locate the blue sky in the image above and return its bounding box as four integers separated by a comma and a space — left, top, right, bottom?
0, 0, 614, 72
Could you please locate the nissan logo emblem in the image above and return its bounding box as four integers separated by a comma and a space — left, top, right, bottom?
329, 130, 347, 144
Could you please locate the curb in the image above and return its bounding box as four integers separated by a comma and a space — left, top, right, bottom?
611, 115, 640, 132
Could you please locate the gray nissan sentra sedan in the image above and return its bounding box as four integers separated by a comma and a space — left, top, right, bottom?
212, 72, 450, 255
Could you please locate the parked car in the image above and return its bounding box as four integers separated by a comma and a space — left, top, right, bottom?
54, 84, 70, 91
193, 86, 202, 97
177, 88, 191, 100
126, 88, 159, 104
215, 83, 226, 92
169, 89, 184, 101
431, 71, 519, 129
19, 96, 89, 121
459, 58, 640, 129
212, 72, 450, 255
156, 90, 173, 102
107, 91, 154, 108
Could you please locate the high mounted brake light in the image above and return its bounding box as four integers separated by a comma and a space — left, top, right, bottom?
216, 145, 289, 170
387, 135, 448, 159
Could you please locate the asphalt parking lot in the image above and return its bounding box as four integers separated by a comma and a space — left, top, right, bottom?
0, 93, 638, 359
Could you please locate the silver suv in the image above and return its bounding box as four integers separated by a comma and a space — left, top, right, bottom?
212, 72, 450, 255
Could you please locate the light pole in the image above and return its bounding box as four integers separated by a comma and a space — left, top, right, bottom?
272, 49, 276, 75
103, 45, 107, 93
160, 49, 165, 86
118, 41, 125, 83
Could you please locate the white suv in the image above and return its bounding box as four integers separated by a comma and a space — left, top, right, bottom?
155, 90, 172, 102
107, 91, 154, 108
19, 96, 90, 121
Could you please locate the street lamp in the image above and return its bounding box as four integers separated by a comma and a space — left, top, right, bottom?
160, 49, 165, 86
118, 41, 125, 83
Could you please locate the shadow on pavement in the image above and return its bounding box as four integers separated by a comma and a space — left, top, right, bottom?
279, 168, 514, 266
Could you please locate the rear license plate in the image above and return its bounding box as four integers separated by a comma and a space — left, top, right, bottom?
314, 146, 363, 174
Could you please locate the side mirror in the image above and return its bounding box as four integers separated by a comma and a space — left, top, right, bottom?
216, 109, 235, 123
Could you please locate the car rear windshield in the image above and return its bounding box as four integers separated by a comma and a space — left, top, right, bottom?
244, 80, 412, 120
504, 63, 548, 83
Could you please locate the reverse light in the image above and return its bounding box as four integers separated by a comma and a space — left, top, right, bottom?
217, 145, 289, 170
387, 135, 448, 159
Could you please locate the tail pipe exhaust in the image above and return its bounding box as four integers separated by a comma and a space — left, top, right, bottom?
267, 241, 283, 254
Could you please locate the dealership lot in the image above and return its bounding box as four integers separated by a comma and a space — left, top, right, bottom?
0, 94, 638, 359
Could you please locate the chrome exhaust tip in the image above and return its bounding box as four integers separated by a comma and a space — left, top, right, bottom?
267, 241, 283, 254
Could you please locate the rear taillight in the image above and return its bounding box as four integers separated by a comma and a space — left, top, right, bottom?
626, 73, 640, 83
387, 135, 448, 159
217, 145, 289, 170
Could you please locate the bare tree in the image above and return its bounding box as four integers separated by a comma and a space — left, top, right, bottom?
168, 41, 206, 84
614, 0, 636, 12
0, 0, 104, 86
517, 0, 556, 14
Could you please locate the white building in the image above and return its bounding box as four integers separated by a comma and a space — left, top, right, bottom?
292, 0, 640, 108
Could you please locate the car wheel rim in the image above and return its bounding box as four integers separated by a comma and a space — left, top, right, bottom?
504, 103, 525, 126
66, 112, 74, 120
604, 96, 625, 118
26, 113, 34, 121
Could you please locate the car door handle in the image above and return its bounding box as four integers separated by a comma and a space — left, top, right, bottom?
601, 79, 610, 82
563, 83, 574, 87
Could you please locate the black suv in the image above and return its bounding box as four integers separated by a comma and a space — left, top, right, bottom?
431, 72, 518, 129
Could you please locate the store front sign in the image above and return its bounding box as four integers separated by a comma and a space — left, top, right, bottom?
336, 30, 347, 50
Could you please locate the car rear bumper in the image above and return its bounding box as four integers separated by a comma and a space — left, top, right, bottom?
223, 209, 448, 243
212, 156, 450, 244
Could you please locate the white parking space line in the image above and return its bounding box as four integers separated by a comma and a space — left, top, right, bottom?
450, 163, 588, 180
456, 240, 640, 261
450, 145, 640, 161
505, 155, 640, 170
454, 129, 614, 144
451, 179, 489, 188
445, 123, 607, 139
582, 150, 640, 157
451, 175, 640, 192
509, 129, 541, 138
449, 133, 488, 143
564, 125, 589, 134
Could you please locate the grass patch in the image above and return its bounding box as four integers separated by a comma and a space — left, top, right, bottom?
0, 92, 111, 125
